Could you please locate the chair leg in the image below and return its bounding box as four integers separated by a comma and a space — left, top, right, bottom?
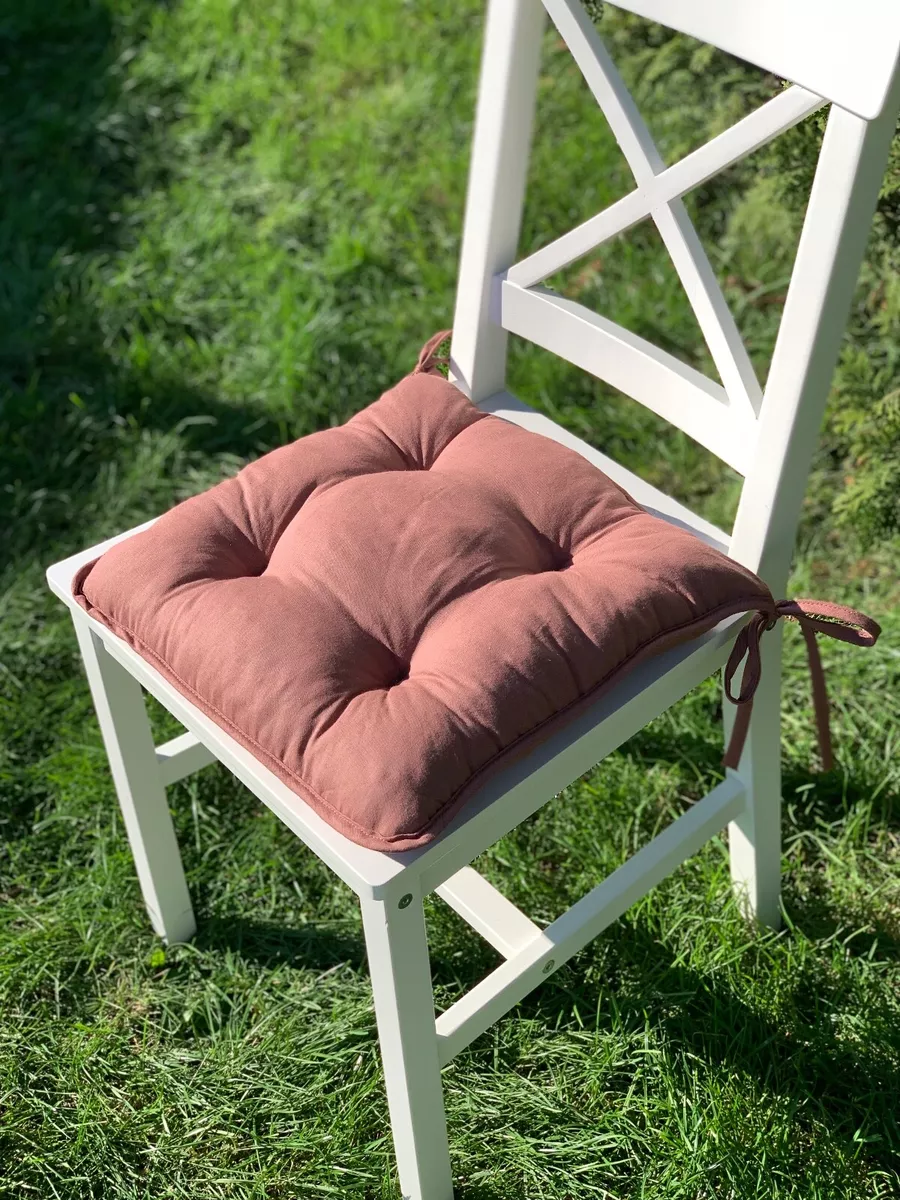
73, 616, 196, 944
360, 892, 453, 1200
727, 627, 783, 929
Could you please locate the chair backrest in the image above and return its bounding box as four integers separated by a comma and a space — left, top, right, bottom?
449, 0, 900, 595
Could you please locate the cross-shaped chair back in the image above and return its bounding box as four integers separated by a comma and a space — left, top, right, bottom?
450, 0, 900, 596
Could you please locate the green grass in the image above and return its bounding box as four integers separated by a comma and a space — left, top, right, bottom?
2, 1, 900, 1196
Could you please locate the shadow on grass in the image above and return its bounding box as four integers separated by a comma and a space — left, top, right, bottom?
630, 709, 900, 835
438, 924, 900, 1200
0, 2, 283, 567
444, 884, 900, 1195
193, 915, 367, 974
0, 1, 417, 574
429, 729, 900, 1193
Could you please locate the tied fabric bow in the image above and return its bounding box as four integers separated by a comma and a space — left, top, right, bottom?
723, 599, 881, 771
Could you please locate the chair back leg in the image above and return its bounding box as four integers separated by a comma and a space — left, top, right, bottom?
73, 615, 197, 944
450, 0, 545, 403
726, 628, 783, 928
361, 892, 453, 1200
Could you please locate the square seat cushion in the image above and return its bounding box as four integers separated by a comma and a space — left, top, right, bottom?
73, 355, 773, 851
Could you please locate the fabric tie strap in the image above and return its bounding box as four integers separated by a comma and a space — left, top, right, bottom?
415, 329, 452, 376
723, 598, 881, 771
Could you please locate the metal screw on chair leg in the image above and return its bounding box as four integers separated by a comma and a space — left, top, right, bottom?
398, 893, 413, 909
542, 959, 556, 974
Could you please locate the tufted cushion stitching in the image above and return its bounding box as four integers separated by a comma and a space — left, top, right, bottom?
351, 374, 488, 472
72, 567, 761, 845
71, 343, 780, 850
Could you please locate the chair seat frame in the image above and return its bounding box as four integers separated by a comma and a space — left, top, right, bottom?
48, 0, 900, 1195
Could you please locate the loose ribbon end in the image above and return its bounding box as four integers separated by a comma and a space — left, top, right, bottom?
722, 598, 880, 772
415, 329, 452, 376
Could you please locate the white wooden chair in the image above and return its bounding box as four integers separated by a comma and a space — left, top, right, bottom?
47, 1, 900, 1196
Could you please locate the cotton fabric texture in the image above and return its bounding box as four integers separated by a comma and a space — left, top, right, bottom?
73, 346, 777, 850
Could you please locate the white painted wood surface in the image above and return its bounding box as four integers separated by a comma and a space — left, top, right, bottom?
544, 0, 661, 183
361, 893, 453, 1200
436, 866, 541, 958
603, 0, 900, 121
156, 731, 217, 788
653, 198, 762, 420
500, 282, 756, 473
449, 0, 546, 401
507, 85, 825, 290
729, 89, 900, 591
726, 631, 783, 928
533, 0, 765, 426
72, 618, 196, 944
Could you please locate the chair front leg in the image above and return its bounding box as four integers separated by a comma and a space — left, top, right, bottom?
73, 616, 196, 944
360, 890, 453, 1200
727, 627, 783, 929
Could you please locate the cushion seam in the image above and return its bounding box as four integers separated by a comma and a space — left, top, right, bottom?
72, 594, 387, 842
406, 596, 764, 835
72, 583, 766, 846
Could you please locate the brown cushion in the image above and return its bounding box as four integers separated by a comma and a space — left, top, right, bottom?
73, 359, 772, 850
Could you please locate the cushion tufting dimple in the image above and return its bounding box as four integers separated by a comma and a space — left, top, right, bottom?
72, 338, 776, 851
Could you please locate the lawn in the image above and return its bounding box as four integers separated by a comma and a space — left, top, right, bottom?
2, 1, 900, 1197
